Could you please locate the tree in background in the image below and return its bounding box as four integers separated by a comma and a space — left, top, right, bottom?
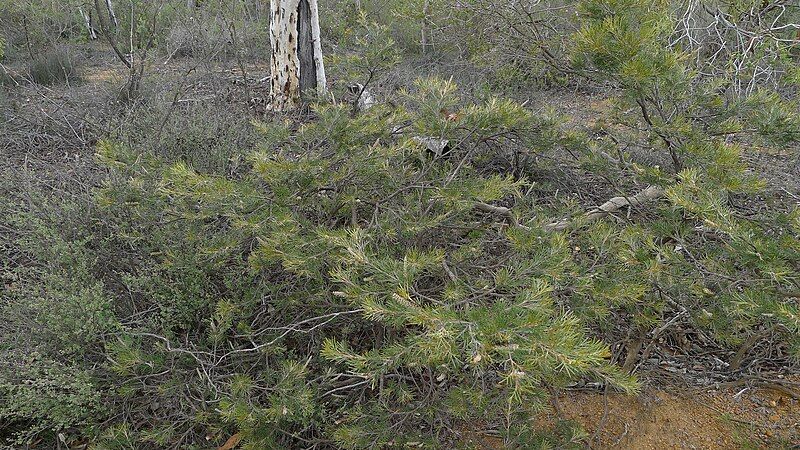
269, 0, 327, 110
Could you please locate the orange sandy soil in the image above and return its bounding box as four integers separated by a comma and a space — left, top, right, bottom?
467, 379, 799, 449
558, 386, 797, 449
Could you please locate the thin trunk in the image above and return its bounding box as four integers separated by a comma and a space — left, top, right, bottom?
79, 8, 98, 40
229, 20, 252, 102
421, 0, 430, 54
94, 0, 131, 68
21, 15, 35, 61
105, 0, 119, 30
308, 0, 327, 96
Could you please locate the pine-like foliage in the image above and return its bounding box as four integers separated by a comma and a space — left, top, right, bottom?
85, 79, 637, 448
2, 1, 799, 448
572, 0, 800, 363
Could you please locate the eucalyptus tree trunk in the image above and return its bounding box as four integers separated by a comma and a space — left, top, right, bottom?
105, 0, 119, 30
269, 0, 327, 110
79, 7, 97, 40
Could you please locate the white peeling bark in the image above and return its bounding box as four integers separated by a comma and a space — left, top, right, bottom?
105, 0, 119, 30
308, 0, 327, 97
79, 8, 97, 40
270, 0, 301, 110
269, 0, 327, 110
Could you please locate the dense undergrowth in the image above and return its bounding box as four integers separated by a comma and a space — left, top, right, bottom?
1, 0, 799, 448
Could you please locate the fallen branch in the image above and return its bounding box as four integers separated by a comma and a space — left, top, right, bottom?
474, 201, 531, 230
475, 186, 664, 232
474, 185, 665, 232
544, 185, 665, 232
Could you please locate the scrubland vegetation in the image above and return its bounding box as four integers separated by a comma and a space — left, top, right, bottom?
1, 0, 799, 448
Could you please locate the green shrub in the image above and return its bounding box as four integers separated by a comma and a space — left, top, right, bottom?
0, 203, 111, 445
0, 354, 102, 445
87, 79, 636, 448
1, 1, 799, 448
571, 0, 800, 365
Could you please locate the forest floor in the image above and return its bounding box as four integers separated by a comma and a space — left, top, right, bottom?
2, 48, 799, 449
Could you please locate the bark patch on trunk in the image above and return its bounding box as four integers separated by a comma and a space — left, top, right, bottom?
297, 0, 317, 97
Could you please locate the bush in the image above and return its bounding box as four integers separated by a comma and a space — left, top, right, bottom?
162, 13, 269, 62
0, 197, 111, 445
117, 99, 256, 175
164, 24, 207, 60
571, 0, 800, 366
27, 47, 80, 86
0, 354, 102, 445
0, 67, 14, 87
82, 79, 636, 448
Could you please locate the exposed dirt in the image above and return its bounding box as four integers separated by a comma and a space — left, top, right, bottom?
467, 379, 799, 449
554, 382, 798, 449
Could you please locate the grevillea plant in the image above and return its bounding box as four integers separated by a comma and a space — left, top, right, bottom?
83, 79, 637, 448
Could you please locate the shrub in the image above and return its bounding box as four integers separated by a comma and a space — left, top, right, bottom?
0, 201, 111, 445
0, 354, 102, 445
27, 47, 80, 86
116, 99, 256, 175
2, 1, 799, 448
87, 79, 636, 448
164, 24, 208, 60
571, 0, 800, 366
